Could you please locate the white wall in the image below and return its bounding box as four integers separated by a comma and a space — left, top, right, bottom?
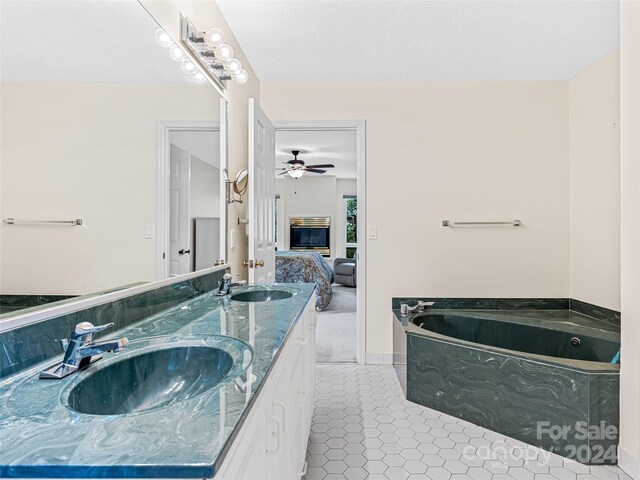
275, 176, 337, 257
261, 82, 570, 356
620, 2, 640, 478
190, 155, 221, 219
0, 83, 218, 295
140, 0, 261, 281
275, 177, 356, 259
569, 50, 621, 311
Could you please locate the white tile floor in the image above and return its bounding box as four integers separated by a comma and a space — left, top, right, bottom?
303, 365, 632, 480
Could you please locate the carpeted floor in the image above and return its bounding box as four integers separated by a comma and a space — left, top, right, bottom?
316, 285, 357, 363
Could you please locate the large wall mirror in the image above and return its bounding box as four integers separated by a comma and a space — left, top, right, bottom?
0, 0, 227, 319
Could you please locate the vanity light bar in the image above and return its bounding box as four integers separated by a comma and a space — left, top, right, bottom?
179, 15, 248, 91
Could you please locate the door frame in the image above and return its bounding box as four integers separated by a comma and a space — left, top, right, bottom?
273, 120, 367, 365
156, 118, 224, 280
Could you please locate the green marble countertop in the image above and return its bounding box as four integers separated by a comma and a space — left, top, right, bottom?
0, 283, 315, 478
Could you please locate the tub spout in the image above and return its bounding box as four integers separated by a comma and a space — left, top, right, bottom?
401, 301, 435, 316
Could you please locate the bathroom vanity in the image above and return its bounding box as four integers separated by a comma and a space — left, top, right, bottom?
0, 278, 317, 479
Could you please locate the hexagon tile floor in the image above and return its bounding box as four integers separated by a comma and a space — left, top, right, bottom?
303, 365, 632, 480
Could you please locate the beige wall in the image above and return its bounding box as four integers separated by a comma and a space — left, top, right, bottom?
140, 0, 260, 280
620, 2, 640, 478
261, 82, 570, 356
568, 51, 621, 311
0, 83, 218, 295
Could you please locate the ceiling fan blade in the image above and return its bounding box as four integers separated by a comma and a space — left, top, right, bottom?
278, 171, 290, 176
305, 168, 327, 174
304, 164, 335, 169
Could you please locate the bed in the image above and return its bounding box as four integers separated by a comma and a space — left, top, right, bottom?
275, 251, 334, 310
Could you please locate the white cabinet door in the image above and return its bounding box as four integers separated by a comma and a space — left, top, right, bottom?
216, 297, 317, 480
248, 98, 276, 284
267, 349, 292, 480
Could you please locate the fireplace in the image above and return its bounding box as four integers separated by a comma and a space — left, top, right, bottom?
289, 217, 331, 256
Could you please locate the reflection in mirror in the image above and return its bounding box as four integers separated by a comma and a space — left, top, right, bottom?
0, 0, 225, 319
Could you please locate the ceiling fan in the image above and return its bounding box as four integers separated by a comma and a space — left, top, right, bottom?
277, 150, 335, 178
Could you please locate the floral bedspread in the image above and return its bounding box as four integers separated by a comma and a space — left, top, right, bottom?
275, 252, 333, 310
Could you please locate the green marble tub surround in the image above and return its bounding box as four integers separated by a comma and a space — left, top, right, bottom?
0, 283, 315, 478
569, 298, 621, 326
392, 301, 621, 464
393, 296, 621, 326
0, 269, 227, 379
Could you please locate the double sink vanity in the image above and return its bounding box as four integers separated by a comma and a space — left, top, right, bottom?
0, 275, 317, 479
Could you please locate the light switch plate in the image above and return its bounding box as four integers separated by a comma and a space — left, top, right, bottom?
145, 224, 155, 239
369, 225, 378, 240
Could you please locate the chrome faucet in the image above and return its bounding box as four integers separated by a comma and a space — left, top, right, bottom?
39, 322, 128, 379
213, 273, 246, 296
400, 301, 435, 316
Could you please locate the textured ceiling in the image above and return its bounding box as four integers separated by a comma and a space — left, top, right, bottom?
217, 0, 620, 83
0, 0, 184, 82
276, 130, 357, 179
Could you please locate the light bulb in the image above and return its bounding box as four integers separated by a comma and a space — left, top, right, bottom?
232, 68, 249, 84
154, 28, 173, 48
216, 43, 234, 62
288, 169, 304, 179
181, 59, 197, 75
192, 72, 207, 84
205, 27, 225, 48
169, 44, 185, 62
226, 58, 242, 75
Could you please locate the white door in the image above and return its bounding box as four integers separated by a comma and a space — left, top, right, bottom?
248, 98, 276, 284
169, 144, 191, 276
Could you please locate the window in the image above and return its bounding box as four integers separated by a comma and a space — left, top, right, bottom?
344, 195, 357, 258
275, 194, 280, 249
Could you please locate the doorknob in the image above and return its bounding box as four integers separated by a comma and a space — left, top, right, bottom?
255, 260, 265, 267
178, 249, 191, 255
242, 260, 254, 268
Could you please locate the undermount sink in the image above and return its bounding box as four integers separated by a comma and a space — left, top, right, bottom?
230, 289, 293, 303
61, 335, 253, 416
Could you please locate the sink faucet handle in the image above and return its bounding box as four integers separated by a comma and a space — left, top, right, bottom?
74, 322, 114, 336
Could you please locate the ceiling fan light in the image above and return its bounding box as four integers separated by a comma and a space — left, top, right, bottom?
288, 169, 304, 179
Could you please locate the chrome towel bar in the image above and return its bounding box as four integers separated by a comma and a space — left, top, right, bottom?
442, 220, 521, 227
3, 218, 83, 226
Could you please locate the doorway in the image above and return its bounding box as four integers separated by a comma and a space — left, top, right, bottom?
274, 121, 366, 364
156, 120, 226, 279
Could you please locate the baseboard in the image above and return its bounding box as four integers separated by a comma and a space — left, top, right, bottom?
619, 446, 640, 480
366, 353, 393, 365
